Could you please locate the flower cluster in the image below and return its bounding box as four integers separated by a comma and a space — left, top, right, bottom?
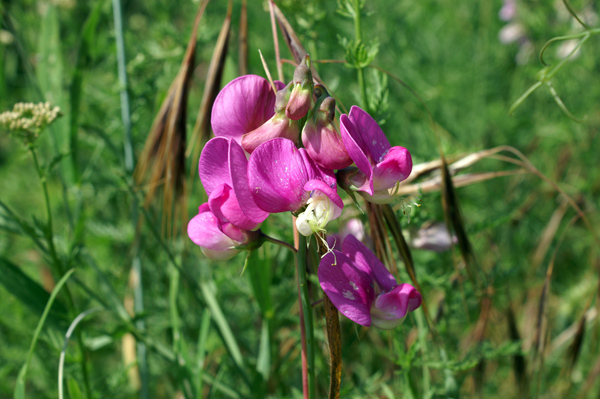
188, 56, 420, 327
0, 102, 61, 145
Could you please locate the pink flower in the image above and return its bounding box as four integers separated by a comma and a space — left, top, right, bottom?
199, 137, 269, 231
318, 235, 422, 329
247, 138, 343, 236
188, 204, 259, 260
211, 75, 285, 144
339, 106, 412, 203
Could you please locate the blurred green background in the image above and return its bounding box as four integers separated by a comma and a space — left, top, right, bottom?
1, 0, 599, 398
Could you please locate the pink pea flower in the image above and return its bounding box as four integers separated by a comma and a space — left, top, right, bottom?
211, 75, 285, 144
302, 94, 352, 170
248, 138, 343, 236
318, 235, 422, 329
339, 106, 412, 204
188, 204, 259, 260
200, 137, 269, 231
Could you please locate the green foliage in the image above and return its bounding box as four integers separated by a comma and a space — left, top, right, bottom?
1, 0, 600, 398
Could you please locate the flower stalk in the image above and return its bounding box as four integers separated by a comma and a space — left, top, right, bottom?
296, 234, 316, 399
315, 232, 342, 399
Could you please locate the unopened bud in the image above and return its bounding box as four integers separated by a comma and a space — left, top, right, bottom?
286, 55, 313, 120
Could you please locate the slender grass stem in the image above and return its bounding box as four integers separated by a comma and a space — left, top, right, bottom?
29, 147, 59, 271
353, 0, 367, 110
111, 0, 148, 396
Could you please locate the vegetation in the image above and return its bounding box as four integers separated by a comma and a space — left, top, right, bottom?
1, 0, 599, 398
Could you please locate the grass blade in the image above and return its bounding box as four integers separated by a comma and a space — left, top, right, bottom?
199, 280, 251, 386
14, 269, 75, 399
0, 256, 68, 325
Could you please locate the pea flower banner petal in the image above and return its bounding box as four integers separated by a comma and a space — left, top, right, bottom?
318, 234, 422, 329
340, 106, 412, 200
211, 75, 285, 143
200, 137, 269, 231
248, 138, 343, 235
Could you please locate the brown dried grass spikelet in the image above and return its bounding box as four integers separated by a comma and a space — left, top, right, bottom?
135, 0, 209, 238
187, 0, 233, 181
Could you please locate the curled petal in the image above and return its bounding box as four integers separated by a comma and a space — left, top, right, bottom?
372, 146, 412, 191
211, 75, 284, 143
318, 251, 374, 327
347, 106, 391, 162
371, 284, 422, 329
241, 114, 299, 154
208, 184, 260, 231
187, 210, 241, 260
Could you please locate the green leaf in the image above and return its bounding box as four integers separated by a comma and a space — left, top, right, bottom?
0, 257, 67, 326
66, 377, 84, 399
338, 37, 379, 69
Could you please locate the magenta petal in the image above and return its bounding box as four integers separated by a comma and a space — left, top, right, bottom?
199, 137, 231, 197
208, 184, 260, 231
303, 179, 343, 220
211, 75, 283, 143
340, 114, 374, 194
248, 138, 310, 213
187, 211, 239, 257
342, 235, 397, 292
227, 139, 270, 223
371, 284, 422, 329
302, 121, 352, 170
347, 106, 391, 162
372, 146, 413, 191
241, 115, 299, 154
318, 251, 374, 326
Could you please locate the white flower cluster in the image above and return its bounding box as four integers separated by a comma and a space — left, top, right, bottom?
0, 102, 61, 144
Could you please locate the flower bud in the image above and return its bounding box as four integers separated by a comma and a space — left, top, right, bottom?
302, 94, 352, 170
286, 55, 313, 120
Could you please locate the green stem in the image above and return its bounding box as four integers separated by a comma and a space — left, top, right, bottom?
29, 146, 93, 399
262, 232, 297, 253
353, 0, 368, 110
111, 0, 148, 395
297, 234, 316, 399
29, 147, 59, 271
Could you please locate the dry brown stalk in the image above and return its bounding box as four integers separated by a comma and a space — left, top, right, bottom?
135, 0, 209, 237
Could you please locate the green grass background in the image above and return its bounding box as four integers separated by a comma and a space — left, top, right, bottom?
1, 0, 600, 398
